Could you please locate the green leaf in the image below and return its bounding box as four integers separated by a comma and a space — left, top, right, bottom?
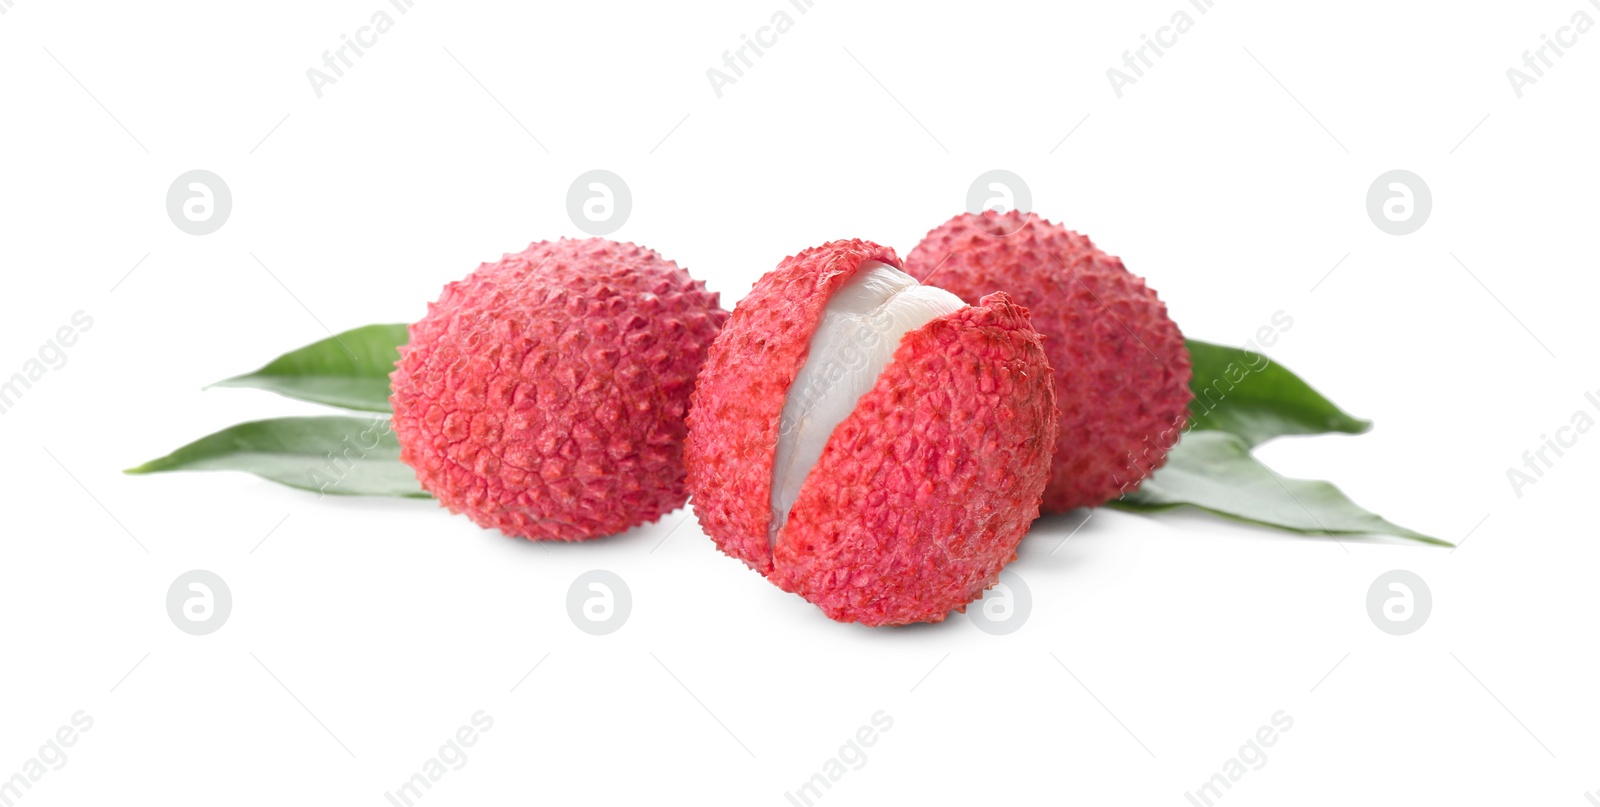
209, 324, 409, 412
1109, 431, 1447, 546
125, 416, 429, 498
1185, 338, 1371, 447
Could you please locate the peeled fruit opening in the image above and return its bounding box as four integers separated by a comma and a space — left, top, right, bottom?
768, 260, 964, 539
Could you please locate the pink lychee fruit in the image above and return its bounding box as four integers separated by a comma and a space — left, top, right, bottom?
905, 211, 1192, 512
684, 238, 1058, 626
390, 237, 728, 541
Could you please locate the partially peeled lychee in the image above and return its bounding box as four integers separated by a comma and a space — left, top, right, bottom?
685, 239, 1057, 626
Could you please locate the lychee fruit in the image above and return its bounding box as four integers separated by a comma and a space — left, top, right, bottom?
684, 239, 1058, 626
905, 211, 1192, 512
390, 237, 728, 541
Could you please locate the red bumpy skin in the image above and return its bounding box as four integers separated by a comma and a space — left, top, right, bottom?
391, 238, 728, 541
684, 239, 1057, 626
905, 211, 1192, 512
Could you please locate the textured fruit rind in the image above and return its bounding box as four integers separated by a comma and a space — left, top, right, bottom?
683, 239, 900, 575
771, 292, 1057, 626
391, 237, 727, 541
905, 211, 1192, 512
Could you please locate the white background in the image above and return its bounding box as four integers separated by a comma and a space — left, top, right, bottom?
1, 1, 1595, 804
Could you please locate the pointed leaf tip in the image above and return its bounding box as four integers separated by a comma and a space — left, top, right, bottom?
210, 323, 410, 412
1111, 431, 1447, 546
126, 415, 429, 498
1185, 338, 1371, 447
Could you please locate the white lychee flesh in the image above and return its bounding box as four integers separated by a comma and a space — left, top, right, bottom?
768, 261, 964, 538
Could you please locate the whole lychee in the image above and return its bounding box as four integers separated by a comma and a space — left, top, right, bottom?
905, 211, 1192, 512
390, 237, 728, 541
684, 239, 1057, 626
